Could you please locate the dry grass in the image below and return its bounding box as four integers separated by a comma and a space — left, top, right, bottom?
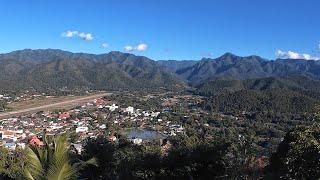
7, 96, 81, 111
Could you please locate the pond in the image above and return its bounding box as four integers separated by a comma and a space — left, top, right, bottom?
126, 129, 166, 140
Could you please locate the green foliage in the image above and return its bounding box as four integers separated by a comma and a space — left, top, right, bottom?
81, 135, 229, 179
24, 134, 97, 180
0, 148, 27, 179
268, 123, 320, 179
195, 76, 320, 96
202, 89, 319, 114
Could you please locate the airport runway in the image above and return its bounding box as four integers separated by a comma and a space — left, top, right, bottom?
0, 92, 112, 119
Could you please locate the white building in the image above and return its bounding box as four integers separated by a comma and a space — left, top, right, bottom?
125, 106, 134, 114
151, 112, 160, 117
132, 138, 143, 145
99, 124, 107, 129
106, 104, 119, 111
73, 144, 83, 154
76, 127, 88, 133
143, 111, 150, 117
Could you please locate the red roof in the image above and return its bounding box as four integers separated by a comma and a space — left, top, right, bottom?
3, 131, 14, 136
29, 136, 44, 146
59, 112, 70, 120
94, 99, 106, 105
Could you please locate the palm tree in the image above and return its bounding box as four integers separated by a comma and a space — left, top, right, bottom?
24, 134, 96, 180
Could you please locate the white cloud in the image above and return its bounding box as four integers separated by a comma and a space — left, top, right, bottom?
124, 45, 134, 52
62, 30, 78, 38
102, 43, 109, 48
78, 32, 94, 41
275, 50, 320, 60
124, 43, 148, 52
62, 30, 94, 41
136, 43, 148, 51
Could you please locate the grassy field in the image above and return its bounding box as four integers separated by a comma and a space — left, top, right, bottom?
7, 96, 83, 111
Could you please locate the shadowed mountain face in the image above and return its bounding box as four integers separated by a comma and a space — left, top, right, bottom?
171, 53, 320, 85
0, 49, 184, 92
157, 60, 198, 72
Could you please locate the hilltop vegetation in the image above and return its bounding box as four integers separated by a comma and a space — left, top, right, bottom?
195, 75, 320, 95
0, 49, 184, 93
267, 123, 320, 179
195, 76, 320, 114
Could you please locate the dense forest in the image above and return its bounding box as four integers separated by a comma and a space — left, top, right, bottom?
202, 89, 320, 114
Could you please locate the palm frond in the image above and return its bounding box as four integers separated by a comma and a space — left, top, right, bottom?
24, 147, 44, 180
47, 161, 77, 180
24, 133, 92, 180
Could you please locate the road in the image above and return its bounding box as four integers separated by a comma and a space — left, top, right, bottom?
0, 92, 112, 119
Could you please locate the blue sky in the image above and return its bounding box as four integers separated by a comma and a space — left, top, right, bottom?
0, 0, 319, 60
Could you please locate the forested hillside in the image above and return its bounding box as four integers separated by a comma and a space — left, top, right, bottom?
0, 49, 184, 92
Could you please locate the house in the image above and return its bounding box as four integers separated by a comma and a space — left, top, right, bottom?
106, 104, 119, 111
59, 112, 70, 120
163, 108, 172, 113
17, 142, 26, 149
29, 136, 44, 146
73, 144, 83, 154
76, 127, 88, 133
125, 106, 134, 114
2, 130, 16, 141
94, 99, 106, 106
109, 135, 117, 142
142, 111, 150, 117
151, 112, 160, 117
4, 142, 16, 150
99, 124, 107, 129
132, 138, 143, 145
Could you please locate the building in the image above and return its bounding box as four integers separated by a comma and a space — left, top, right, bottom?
76, 127, 89, 133
125, 106, 134, 114
59, 112, 71, 120
29, 136, 44, 146
132, 138, 143, 145
106, 104, 119, 111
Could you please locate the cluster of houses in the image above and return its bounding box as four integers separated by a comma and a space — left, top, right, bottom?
0, 91, 46, 103
0, 97, 185, 153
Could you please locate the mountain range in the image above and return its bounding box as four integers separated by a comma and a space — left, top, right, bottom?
1, 49, 320, 93
165, 53, 320, 85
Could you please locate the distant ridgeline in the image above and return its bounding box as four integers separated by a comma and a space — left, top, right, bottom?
0, 49, 184, 93
2, 49, 320, 93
